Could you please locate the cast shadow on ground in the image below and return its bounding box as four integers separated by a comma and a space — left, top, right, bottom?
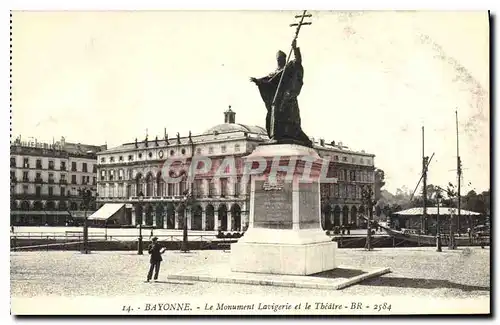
146, 280, 194, 285
311, 268, 367, 279
359, 276, 490, 292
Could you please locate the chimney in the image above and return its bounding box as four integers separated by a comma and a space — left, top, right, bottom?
224, 105, 236, 124
320, 139, 325, 146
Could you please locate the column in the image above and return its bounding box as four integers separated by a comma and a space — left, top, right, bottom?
142, 211, 146, 226
227, 211, 232, 231
152, 209, 157, 227
340, 209, 344, 226
187, 209, 192, 230
201, 210, 206, 231
163, 213, 168, 229
214, 211, 219, 230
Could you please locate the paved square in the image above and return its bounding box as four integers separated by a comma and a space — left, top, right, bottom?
11, 247, 490, 299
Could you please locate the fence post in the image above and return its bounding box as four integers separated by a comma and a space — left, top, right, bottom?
46, 236, 49, 251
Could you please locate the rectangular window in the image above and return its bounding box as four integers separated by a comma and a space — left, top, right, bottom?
48, 173, 54, 183
60, 161, 66, 171
10, 157, 16, 167
23, 158, 29, 168
36, 159, 42, 169
109, 170, 114, 181
72, 175, 77, 184
23, 171, 29, 182
93, 164, 97, 173
234, 144, 240, 152
72, 162, 77, 172
61, 187, 66, 197
194, 179, 203, 197
118, 170, 124, 180
93, 177, 97, 185
220, 178, 227, 197
208, 146, 214, 154
334, 184, 339, 197
208, 179, 216, 197
23, 185, 29, 194
167, 183, 175, 196
82, 163, 88, 173
48, 187, 53, 196
10, 170, 15, 181
81, 175, 86, 184
36, 186, 41, 196
234, 177, 241, 196
35, 172, 42, 182
48, 160, 54, 170
101, 170, 106, 181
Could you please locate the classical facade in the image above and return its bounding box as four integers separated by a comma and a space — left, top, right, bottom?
97, 108, 376, 231
10, 136, 106, 226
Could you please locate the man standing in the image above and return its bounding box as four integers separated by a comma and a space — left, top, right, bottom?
146, 236, 166, 282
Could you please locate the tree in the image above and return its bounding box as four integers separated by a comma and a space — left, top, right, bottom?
374, 169, 386, 201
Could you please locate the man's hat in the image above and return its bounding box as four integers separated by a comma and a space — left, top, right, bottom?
276, 50, 286, 59
152, 236, 158, 241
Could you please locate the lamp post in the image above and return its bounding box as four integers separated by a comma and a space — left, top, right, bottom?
435, 192, 442, 252
362, 185, 376, 251
180, 190, 192, 253
81, 189, 91, 254
137, 192, 144, 255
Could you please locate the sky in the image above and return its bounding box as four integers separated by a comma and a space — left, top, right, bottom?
11, 11, 490, 194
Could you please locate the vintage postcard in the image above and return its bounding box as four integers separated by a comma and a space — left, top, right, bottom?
9, 10, 490, 316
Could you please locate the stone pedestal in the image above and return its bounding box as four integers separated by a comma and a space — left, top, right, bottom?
230, 144, 337, 275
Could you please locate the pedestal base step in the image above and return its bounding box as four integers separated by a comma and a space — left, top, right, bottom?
168, 265, 391, 290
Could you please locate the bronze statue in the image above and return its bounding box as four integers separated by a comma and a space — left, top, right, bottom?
176, 132, 181, 144
250, 39, 312, 148
188, 131, 193, 143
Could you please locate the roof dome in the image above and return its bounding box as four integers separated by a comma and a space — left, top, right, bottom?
203, 123, 267, 135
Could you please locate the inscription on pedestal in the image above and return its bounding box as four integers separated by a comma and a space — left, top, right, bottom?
299, 181, 321, 229
253, 180, 293, 229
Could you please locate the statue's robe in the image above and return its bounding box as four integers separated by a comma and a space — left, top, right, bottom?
254, 47, 313, 148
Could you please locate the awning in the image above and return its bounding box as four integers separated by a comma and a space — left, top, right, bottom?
88, 203, 124, 221
393, 207, 481, 216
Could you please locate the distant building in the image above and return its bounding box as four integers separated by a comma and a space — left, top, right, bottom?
389, 207, 484, 233
10, 136, 106, 226
96, 107, 376, 231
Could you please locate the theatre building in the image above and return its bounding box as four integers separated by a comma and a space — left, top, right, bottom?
96, 108, 376, 231
10, 136, 106, 226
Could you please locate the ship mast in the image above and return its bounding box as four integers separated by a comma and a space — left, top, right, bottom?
422, 126, 428, 234
456, 110, 462, 232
